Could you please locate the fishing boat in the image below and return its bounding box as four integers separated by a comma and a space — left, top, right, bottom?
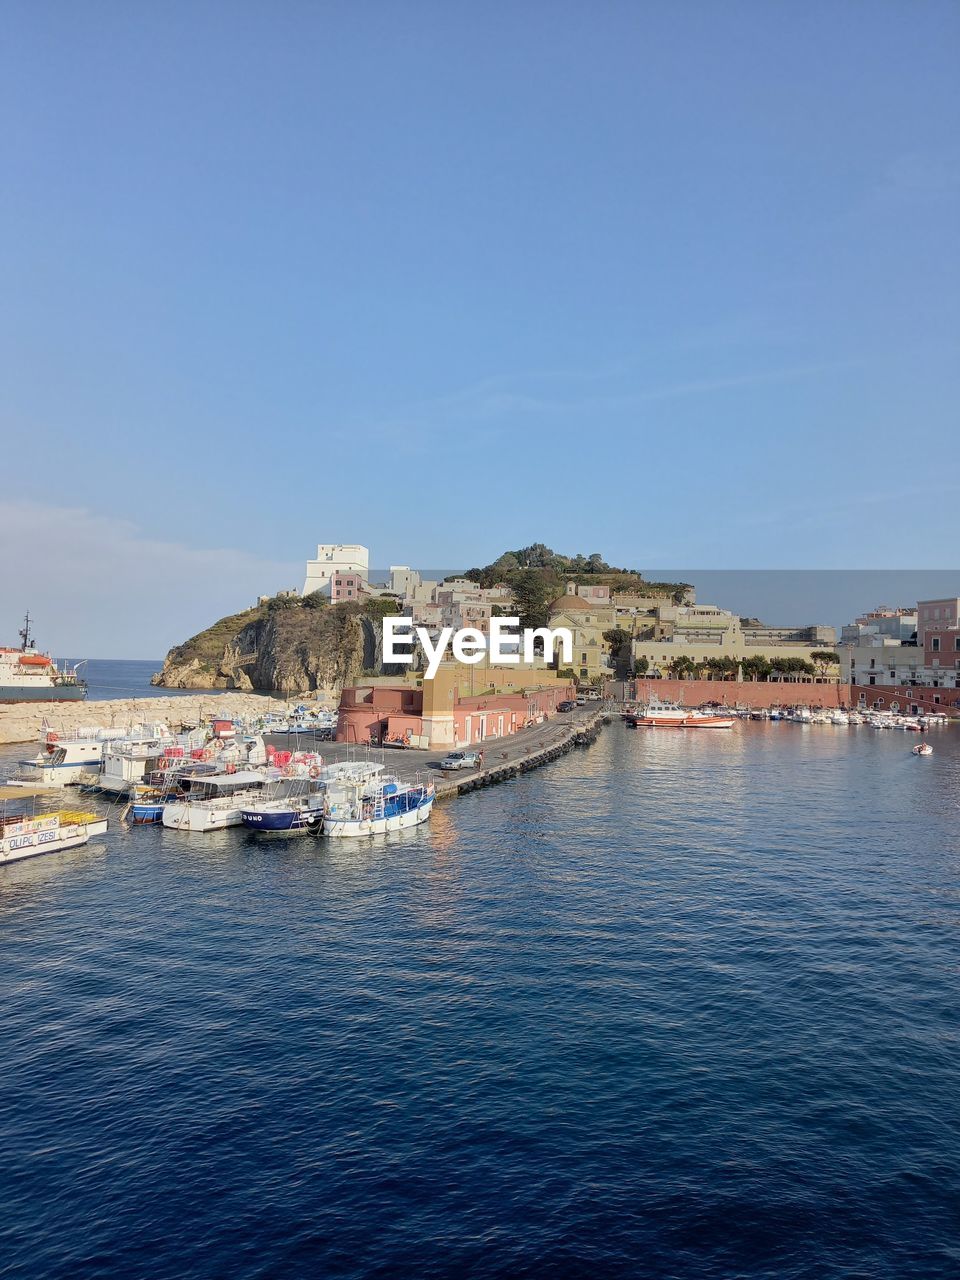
96, 726, 177, 794
0, 614, 87, 703
323, 768, 435, 838
0, 785, 108, 866
125, 763, 220, 823
240, 761, 380, 834
240, 780, 326, 834
161, 770, 273, 832
628, 695, 734, 729
6, 725, 128, 787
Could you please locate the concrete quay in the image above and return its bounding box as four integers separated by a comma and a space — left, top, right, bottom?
0, 692, 298, 746
275, 705, 612, 801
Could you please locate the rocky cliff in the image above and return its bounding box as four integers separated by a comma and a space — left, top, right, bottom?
151, 600, 403, 695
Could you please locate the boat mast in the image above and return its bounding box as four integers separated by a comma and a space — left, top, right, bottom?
19, 612, 33, 652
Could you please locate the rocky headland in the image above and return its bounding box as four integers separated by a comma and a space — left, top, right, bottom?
151, 597, 405, 696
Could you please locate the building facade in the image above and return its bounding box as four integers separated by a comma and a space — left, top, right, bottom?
548, 595, 617, 682
840, 597, 960, 699
630, 602, 837, 677
302, 544, 369, 598
336, 658, 574, 749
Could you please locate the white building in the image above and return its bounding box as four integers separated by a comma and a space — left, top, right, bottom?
390, 566, 422, 599
302, 544, 369, 598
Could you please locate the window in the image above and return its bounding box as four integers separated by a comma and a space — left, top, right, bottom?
932, 637, 940, 652
955, 636, 960, 651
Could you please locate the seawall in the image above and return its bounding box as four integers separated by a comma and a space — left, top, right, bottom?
0, 693, 298, 745
620, 679, 851, 709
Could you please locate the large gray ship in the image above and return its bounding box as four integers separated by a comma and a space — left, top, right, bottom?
0, 614, 87, 703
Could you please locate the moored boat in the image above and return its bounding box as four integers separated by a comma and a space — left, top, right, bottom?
0, 785, 107, 865
629, 696, 734, 729
161, 770, 273, 832
322, 769, 435, 838
0, 614, 87, 703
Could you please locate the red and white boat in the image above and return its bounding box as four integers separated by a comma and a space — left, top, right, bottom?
628, 695, 734, 729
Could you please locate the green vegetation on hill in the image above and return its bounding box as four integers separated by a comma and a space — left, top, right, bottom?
458, 545, 692, 608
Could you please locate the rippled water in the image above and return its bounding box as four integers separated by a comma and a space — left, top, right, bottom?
64, 658, 208, 700
1, 723, 959, 1278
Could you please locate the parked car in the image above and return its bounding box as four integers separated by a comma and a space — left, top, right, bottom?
575, 695, 587, 706
439, 750, 482, 771
585, 690, 601, 701
557, 700, 576, 712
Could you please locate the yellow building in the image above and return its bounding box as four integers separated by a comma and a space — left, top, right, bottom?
548, 595, 617, 683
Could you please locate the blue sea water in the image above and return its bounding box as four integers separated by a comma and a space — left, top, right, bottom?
65, 658, 215, 700
1, 721, 958, 1278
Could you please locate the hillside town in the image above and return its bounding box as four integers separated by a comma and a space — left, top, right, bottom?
286, 542, 960, 749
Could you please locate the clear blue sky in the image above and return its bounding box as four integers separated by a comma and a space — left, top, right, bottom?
2, 3, 958, 654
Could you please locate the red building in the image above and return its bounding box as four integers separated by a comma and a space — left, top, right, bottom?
337, 675, 576, 749
918, 597, 960, 672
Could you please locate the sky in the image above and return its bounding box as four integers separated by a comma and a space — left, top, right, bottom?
2, 2, 958, 655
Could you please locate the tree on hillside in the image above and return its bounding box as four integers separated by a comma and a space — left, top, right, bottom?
266, 594, 297, 612
510, 569, 554, 632
634, 656, 650, 677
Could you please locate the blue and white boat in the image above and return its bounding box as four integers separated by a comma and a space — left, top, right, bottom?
240, 762, 377, 835
323, 769, 435, 838
239, 790, 326, 834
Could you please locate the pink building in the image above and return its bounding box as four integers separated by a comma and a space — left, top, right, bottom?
918, 597, 960, 670
331, 572, 367, 602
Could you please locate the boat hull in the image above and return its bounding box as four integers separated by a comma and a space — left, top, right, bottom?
240, 806, 324, 833
130, 803, 167, 824
0, 685, 87, 703
631, 715, 734, 729
325, 795, 434, 838
0, 817, 107, 865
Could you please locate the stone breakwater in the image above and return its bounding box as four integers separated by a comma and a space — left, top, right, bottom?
0, 693, 302, 745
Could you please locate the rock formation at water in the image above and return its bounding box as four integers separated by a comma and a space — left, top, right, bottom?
151, 599, 405, 695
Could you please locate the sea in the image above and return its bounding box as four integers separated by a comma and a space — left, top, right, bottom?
1, 720, 958, 1278
67, 658, 217, 701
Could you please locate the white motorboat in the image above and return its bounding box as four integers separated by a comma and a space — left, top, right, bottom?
629, 696, 734, 729
7, 728, 122, 787
161, 770, 272, 832
912, 742, 933, 756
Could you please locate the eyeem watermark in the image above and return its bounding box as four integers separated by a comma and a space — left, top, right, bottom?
383, 616, 573, 679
